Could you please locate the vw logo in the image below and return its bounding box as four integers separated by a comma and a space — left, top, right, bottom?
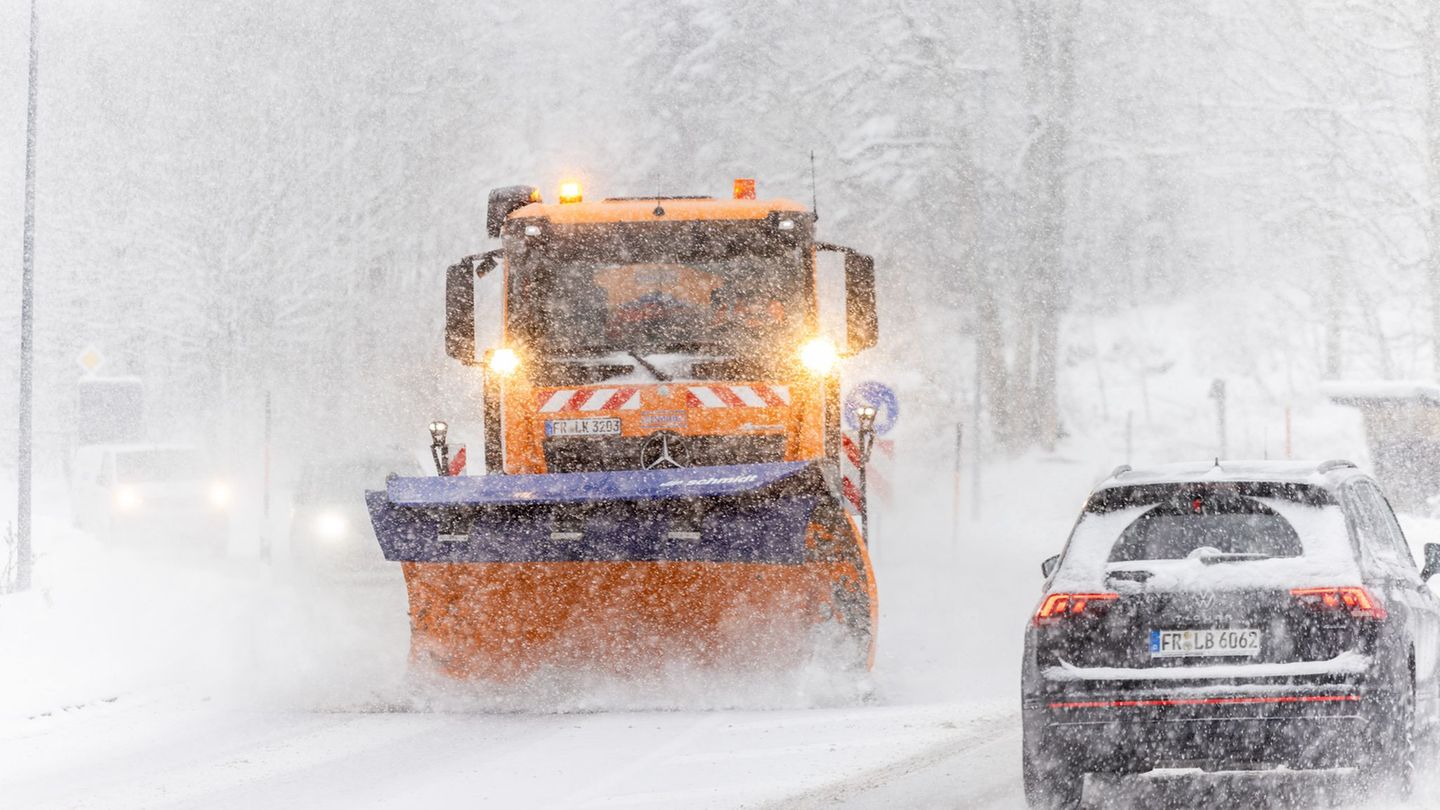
640, 431, 690, 469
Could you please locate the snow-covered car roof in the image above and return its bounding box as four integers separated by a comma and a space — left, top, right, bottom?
1097, 459, 1365, 492
1321, 379, 1440, 405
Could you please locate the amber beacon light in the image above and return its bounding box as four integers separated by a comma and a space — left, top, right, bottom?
733, 178, 756, 200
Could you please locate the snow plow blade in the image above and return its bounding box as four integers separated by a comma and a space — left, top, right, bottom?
366, 461, 876, 680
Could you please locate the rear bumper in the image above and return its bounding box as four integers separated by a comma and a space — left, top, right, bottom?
1025, 685, 1378, 772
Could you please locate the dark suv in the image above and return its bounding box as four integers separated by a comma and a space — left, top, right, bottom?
1022, 460, 1440, 808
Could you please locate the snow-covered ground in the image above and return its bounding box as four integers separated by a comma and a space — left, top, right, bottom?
9, 449, 1438, 809
0, 447, 1065, 809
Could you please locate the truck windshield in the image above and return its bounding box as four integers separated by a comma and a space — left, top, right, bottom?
508, 221, 809, 357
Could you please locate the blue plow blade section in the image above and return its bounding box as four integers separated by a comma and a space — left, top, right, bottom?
366, 461, 836, 565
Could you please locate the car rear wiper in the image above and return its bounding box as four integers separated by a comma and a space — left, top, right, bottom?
627, 351, 672, 382
1105, 569, 1153, 584
1197, 552, 1273, 564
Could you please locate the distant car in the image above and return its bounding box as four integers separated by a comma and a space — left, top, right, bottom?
288, 454, 421, 578
71, 444, 232, 551
1022, 460, 1440, 808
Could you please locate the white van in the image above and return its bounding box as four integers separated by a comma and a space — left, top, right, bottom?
71, 444, 232, 551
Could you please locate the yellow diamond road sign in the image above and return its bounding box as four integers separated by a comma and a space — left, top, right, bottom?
77, 346, 104, 375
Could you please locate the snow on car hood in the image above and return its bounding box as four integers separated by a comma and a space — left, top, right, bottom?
1048, 497, 1361, 593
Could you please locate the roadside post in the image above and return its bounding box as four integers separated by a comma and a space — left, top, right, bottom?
261, 391, 272, 563
1125, 410, 1133, 465
1209, 379, 1228, 458
952, 423, 962, 546
1284, 405, 1293, 459
856, 406, 877, 540
843, 381, 899, 545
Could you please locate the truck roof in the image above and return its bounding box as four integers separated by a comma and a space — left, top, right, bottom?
510, 196, 809, 225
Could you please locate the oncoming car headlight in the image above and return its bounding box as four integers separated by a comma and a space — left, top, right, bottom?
313, 510, 348, 542
208, 481, 233, 510
113, 486, 143, 513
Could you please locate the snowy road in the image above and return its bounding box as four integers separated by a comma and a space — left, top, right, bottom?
8, 456, 1440, 809
15, 688, 1436, 809
0, 471, 1023, 810
2, 463, 1042, 810
4, 695, 1019, 809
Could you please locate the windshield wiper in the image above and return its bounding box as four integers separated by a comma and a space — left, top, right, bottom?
627, 351, 672, 382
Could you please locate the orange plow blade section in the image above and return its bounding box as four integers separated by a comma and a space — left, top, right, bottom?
403, 561, 831, 680
366, 462, 876, 681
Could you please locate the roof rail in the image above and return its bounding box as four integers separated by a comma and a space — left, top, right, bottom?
602, 196, 714, 202
1109, 464, 1132, 479
1316, 459, 1356, 473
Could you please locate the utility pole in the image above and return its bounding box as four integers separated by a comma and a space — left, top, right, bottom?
16, 0, 40, 592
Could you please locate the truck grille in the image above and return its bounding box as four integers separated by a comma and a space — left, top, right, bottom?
543, 435, 787, 473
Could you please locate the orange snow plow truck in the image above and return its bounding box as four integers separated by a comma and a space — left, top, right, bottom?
366, 179, 880, 680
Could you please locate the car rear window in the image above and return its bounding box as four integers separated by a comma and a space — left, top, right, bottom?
1048, 481, 1360, 593
1108, 497, 1303, 562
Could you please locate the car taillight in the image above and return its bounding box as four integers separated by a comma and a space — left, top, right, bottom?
1290, 587, 1387, 620
1034, 592, 1119, 625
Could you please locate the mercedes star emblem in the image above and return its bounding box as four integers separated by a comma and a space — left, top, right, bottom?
640, 431, 689, 469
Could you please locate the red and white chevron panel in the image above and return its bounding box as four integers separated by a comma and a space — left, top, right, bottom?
537, 387, 642, 413
684, 384, 791, 409
841, 433, 894, 515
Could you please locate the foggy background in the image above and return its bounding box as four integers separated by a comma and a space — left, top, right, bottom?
3, 1, 1430, 479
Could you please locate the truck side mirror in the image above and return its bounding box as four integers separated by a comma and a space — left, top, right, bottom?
1041, 554, 1060, 578
487, 185, 540, 238
444, 250, 501, 365
445, 261, 477, 364
1422, 543, 1440, 581
844, 252, 878, 355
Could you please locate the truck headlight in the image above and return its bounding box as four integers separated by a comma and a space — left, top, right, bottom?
799, 337, 839, 375
489, 347, 521, 376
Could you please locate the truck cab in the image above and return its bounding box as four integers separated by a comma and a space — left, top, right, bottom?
446, 181, 877, 477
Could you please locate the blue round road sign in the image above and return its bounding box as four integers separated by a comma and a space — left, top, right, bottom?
844, 381, 899, 435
